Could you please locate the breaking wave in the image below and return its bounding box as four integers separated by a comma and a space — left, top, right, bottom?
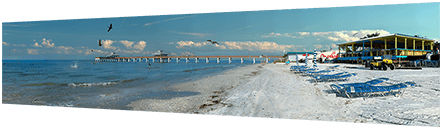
68, 81, 118, 87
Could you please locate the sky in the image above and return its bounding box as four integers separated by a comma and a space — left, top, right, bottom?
2, 2, 439, 60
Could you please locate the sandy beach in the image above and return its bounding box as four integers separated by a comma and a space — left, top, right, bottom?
127, 63, 439, 126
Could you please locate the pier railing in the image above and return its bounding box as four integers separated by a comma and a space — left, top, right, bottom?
95, 55, 283, 63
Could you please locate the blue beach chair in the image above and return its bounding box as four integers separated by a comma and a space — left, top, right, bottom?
344, 82, 415, 98
314, 73, 356, 82
329, 78, 390, 93
327, 65, 340, 69
304, 69, 334, 75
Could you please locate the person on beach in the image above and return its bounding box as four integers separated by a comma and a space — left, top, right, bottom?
434, 47, 439, 55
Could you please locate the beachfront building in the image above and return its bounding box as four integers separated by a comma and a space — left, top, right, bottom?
336, 33, 437, 65
285, 52, 314, 62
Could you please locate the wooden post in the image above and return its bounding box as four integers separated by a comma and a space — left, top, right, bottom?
431, 41, 433, 50
395, 37, 398, 55
405, 38, 407, 49
422, 40, 425, 50
370, 40, 373, 56
413, 40, 415, 50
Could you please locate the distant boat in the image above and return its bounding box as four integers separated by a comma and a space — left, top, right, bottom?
152, 50, 168, 57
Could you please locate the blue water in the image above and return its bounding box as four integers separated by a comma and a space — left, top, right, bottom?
2, 59, 266, 109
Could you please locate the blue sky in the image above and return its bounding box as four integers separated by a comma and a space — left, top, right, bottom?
2, 2, 439, 60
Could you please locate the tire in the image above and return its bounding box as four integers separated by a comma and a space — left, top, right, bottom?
389, 64, 395, 70
365, 61, 369, 68
382, 64, 388, 71
370, 65, 374, 70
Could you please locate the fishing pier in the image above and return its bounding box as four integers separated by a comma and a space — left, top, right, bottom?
95, 55, 283, 63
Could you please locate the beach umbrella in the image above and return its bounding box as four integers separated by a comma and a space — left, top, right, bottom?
314, 49, 317, 71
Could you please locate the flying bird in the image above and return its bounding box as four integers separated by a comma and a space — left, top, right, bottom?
91, 49, 94, 52
99, 39, 102, 46
148, 63, 152, 67
352, 32, 358, 36
107, 24, 113, 32
207, 40, 219, 45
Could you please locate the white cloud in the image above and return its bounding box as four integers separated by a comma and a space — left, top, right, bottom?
309, 30, 390, 42
33, 38, 55, 48
175, 41, 209, 49
13, 44, 26, 47
175, 41, 300, 52
12, 49, 20, 53
85, 49, 108, 55
119, 40, 134, 49
313, 44, 323, 49
262, 32, 298, 38
180, 51, 195, 56
122, 49, 141, 54
144, 15, 194, 26
34, 43, 42, 47
119, 40, 146, 51
102, 40, 117, 50
3, 41, 10, 46
27, 49, 39, 54
133, 41, 146, 51
298, 32, 310, 36
233, 25, 256, 31
327, 36, 339, 41
177, 32, 209, 38
57, 46, 74, 54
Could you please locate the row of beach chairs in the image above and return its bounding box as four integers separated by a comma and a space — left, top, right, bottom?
290, 64, 415, 98
291, 65, 356, 82
329, 77, 415, 98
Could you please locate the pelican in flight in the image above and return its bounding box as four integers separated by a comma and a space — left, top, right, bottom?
107, 24, 113, 32
207, 40, 219, 45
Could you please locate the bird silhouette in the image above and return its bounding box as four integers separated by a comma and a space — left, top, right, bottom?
207, 40, 219, 45
99, 39, 102, 46
352, 32, 358, 36
107, 24, 113, 32
148, 63, 152, 67
91, 49, 94, 52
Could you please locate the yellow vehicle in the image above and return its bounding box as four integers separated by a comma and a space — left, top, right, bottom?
368, 55, 395, 71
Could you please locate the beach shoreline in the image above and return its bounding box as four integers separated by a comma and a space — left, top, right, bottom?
127, 63, 266, 113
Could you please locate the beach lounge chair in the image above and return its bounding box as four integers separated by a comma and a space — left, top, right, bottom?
294, 68, 319, 73
344, 82, 415, 98
310, 72, 347, 78
327, 65, 340, 69
314, 73, 356, 82
304, 69, 334, 75
329, 78, 390, 93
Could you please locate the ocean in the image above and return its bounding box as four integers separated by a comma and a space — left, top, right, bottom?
2, 59, 268, 110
